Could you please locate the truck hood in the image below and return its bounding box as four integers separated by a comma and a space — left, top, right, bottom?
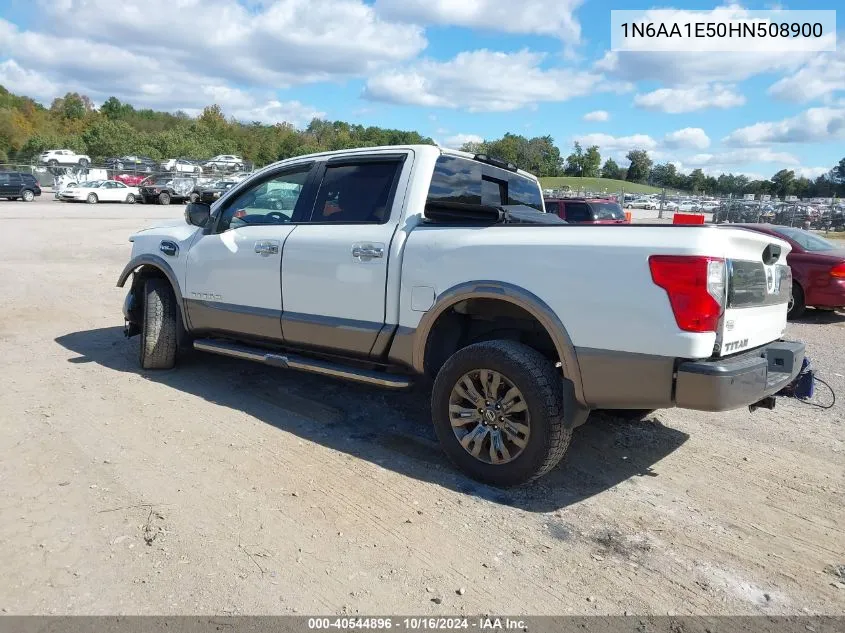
129, 219, 197, 242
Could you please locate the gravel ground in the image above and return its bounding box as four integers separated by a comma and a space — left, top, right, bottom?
0, 199, 843, 615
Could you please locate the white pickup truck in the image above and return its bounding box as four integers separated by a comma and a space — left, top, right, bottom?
118, 145, 805, 486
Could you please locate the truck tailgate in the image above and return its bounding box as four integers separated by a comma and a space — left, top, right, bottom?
718, 228, 791, 357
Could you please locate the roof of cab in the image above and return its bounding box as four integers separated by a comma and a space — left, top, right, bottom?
266, 144, 540, 182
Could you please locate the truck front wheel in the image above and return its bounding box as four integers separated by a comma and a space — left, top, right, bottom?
139, 278, 180, 370
431, 340, 571, 487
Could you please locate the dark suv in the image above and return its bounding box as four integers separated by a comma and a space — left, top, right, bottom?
139, 175, 194, 205
0, 172, 42, 202
544, 197, 628, 224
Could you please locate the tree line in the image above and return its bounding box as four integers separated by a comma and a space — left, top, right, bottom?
463, 134, 845, 198
1, 86, 843, 198
0, 88, 432, 169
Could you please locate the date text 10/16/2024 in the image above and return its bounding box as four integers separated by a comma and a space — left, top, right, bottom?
308, 618, 527, 630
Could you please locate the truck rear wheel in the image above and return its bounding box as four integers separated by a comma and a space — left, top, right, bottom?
431, 340, 571, 487
139, 278, 179, 370
788, 282, 805, 320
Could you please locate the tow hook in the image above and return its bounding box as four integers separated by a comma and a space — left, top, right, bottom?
748, 396, 776, 413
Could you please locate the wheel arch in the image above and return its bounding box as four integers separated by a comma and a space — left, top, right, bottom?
117, 255, 190, 329
410, 281, 587, 409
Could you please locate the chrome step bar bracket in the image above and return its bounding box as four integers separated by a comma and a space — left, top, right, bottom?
193, 339, 413, 389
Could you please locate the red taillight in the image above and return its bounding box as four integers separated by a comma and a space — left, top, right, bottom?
649, 255, 726, 333
831, 262, 845, 278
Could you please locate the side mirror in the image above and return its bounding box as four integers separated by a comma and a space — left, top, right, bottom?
185, 202, 211, 228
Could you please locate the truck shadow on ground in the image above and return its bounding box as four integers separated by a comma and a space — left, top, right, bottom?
56, 326, 689, 513
793, 309, 845, 325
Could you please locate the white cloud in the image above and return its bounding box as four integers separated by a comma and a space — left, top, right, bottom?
364, 49, 632, 112
33, 0, 426, 85
0, 60, 60, 103
575, 133, 658, 152
583, 110, 609, 122
768, 47, 845, 103
0, 1, 426, 122
442, 133, 484, 149
374, 0, 583, 44
573, 133, 662, 164
596, 50, 809, 86
183, 97, 325, 127
662, 128, 711, 150
686, 149, 800, 168
723, 107, 845, 146
634, 84, 745, 113
795, 166, 831, 179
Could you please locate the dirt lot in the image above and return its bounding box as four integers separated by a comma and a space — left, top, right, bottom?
0, 199, 843, 615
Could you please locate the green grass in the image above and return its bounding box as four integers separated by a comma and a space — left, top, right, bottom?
539, 176, 681, 195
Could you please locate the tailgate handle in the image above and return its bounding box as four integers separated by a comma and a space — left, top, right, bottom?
762, 244, 781, 265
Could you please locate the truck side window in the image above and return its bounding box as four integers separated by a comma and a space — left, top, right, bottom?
216, 166, 312, 232
308, 161, 402, 224
481, 176, 506, 206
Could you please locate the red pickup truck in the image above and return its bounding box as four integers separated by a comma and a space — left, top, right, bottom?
544, 197, 628, 224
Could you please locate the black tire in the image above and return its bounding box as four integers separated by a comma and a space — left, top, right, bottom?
79, 158, 89, 168
159, 192, 171, 205
139, 278, 179, 370
788, 282, 806, 320
125, 193, 136, 204
189, 192, 199, 203
117, 162, 124, 170
431, 340, 571, 487
21, 190, 35, 202
8, 197, 17, 201
86, 193, 98, 204
48, 159, 58, 167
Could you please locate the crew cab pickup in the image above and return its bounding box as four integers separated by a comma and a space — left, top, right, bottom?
117, 145, 805, 486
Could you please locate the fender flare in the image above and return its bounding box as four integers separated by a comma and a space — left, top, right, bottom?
116, 254, 190, 328
411, 281, 589, 421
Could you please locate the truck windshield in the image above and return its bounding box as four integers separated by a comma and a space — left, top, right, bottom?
427, 154, 543, 212
590, 202, 624, 220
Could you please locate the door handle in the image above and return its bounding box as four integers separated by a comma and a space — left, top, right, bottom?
254, 240, 279, 256
352, 243, 384, 261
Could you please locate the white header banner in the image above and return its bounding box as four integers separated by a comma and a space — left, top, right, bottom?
611, 9, 836, 52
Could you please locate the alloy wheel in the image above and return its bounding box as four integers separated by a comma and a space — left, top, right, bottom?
448, 369, 531, 465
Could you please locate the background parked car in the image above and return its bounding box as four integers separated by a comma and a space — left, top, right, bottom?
58, 180, 139, 204
189, 179, 237, 203
203, 155, 244, 171
113, 173, 147, 186
738, 223, 845, 319
139, 175, 194, 205
38, 149, 91, 168
0, 171, 41, 201
105, 155, 158, 172
625, 198, 657, 210
161, 158, 202, 174
544, 197, 628, 224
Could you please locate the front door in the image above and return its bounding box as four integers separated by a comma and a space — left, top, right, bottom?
280, 153, 409, 357
184, 162, 316, 340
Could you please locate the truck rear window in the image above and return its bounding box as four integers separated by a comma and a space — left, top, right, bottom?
427, 155, 543, 211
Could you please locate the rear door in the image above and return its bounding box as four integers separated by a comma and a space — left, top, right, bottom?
280, 152, 410, 357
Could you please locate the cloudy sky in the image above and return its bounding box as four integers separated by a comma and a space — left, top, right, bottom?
0, 0, 842, 179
